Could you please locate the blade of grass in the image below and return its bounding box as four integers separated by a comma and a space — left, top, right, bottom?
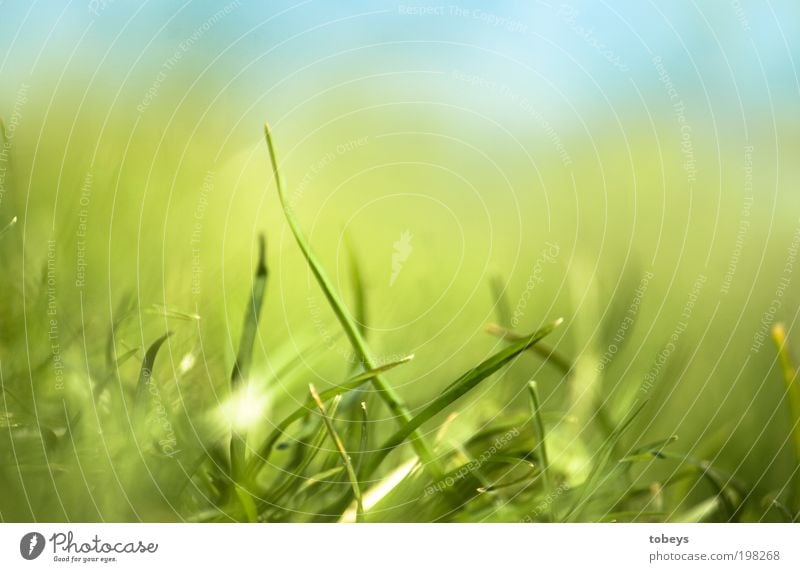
562, 398, 648, 522
670, 497, 719, 523
489, 275, 512, 328
761, 494, 796, 522
146, 304, 202, 321
296, 466, 345, 495
264, 123, 441, 476
230, 234, 268, 483
600, 511, 667, 523
310, 383, 364, 522
477, 473, 538, 494
0, 216, 17, 240
133, 332, 172, 420
231, 234, 268, 388
771, 323, 800, 504
658, 451, 741, 521
355, 401, 369, 475
620, 435, 679, 464
361, 318, 563, 480
263, 398, 342, 518
247, 355, 414, 477
485, 323, 572, 376
342, 240, 372, 413
346, 236, 368, 340
528, 380, 554, 519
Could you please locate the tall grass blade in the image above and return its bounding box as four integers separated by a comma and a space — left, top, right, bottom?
771, 323, 800, 505
489, 275, 512, 328
309, 383, 364, 522
347, 237, 368, 339
485, 323, 572, 376
263, 123, 440, 474
229, 234, 268, 485
133, 332, 172, 419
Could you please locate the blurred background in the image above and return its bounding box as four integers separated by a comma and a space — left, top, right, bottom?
1, 0, 799, 521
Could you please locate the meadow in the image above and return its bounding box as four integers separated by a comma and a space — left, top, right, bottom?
1, 1, 799, 523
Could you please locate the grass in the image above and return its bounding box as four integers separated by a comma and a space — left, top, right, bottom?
771, 323, 800, 509
1, 114, 800, 523
309, 383, 364, 521
527, 381, 553, 518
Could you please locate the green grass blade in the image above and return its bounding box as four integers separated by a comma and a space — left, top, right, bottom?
0, 216, 17, 240
670, 497, 719, 523
296, 466, 345, 495
619, 435, 678, 464
361, 318, 563, 479
563, 398, 648, 521
146, 304, 202, 321
262, 400, 339, 517
771, 323, 800, 504
230, 234, 268, 388
528, 380, 554, 518
230, 234, 268, 483
489, 275, 512, 328
761, 495, 796, 522
659, 451, 742, 521
485, 323, 572, 376
133, 332, 172, 420
247, 355, 414, 477
310, 383, 364, 522
347, 236, 368, 339
356, 400, 369, 475
600, 511, 667, 522
263, 123, 440, 474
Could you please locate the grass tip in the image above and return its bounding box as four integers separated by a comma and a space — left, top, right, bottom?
484, 323, 503, 335
772, 323, 787, 343
256, 233, 267, 274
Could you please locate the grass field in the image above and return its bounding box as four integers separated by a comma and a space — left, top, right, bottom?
1, 1, 799, 523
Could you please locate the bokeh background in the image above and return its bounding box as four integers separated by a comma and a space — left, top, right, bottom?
1, 0, 799, 521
